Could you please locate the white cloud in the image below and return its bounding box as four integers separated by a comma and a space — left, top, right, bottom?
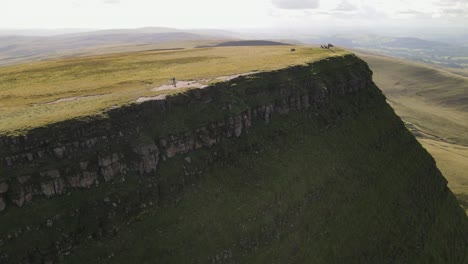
1, 0, 468, 31
103, 0, 120, 4
436, 0, 463, 6
271, 0, 319, 9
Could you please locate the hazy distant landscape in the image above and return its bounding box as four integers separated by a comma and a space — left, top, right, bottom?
0, 28, 242, 66
4, 27, 468, 71
301, 34, 468, 69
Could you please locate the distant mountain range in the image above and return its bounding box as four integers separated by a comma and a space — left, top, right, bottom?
2, 28, 468, 69
0, 27, 242, 66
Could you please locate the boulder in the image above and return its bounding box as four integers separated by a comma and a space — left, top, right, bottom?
0, 182, 9, 194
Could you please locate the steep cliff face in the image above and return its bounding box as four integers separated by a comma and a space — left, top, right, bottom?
0, 54, 467, 263
0, 55, 367, 210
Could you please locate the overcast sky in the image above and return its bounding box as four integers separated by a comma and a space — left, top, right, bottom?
2, 0, 468, 32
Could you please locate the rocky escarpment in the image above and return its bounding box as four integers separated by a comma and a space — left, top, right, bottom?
0, 54, 467, 264
0, 54, 369, 211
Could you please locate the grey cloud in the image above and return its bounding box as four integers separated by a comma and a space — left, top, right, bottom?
435, 0, 468, 17
335, 0, 357, 11
271, 0, 319, 9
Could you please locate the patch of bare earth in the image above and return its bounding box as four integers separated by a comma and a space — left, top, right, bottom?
41, 72, 261, 106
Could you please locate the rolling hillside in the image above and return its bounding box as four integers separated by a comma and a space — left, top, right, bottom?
360, 53, 468, 213
0, 27, 238, 66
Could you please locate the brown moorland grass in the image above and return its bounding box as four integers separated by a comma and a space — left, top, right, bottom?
360, 53, 468, 214
0, 46, 349, 136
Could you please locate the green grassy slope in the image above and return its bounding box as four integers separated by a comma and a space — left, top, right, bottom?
360, 53, 468, 214
360, 54, 468, 112
2, 81, 467, 263
63, 85, 468, 263
0, 46, 347, 135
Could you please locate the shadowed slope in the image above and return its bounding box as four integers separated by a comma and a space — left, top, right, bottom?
360, 53, 468, 214
64, 85, 468, 263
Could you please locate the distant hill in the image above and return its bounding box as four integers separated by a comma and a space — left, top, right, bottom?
196, 40, 291, 48
384, 37, 448, 49
359, 53, 468, 215
360, 53, 468, 114
0, 28, 95, 36
309, 34, 448, 49
0, 27, 239, 66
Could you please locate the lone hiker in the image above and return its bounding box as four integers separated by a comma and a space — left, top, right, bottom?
172, 77, 177, 87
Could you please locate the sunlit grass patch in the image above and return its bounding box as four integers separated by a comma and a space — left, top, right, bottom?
0, 46, 349, 135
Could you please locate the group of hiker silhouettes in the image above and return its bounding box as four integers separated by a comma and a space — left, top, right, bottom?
321, 43, 334, 49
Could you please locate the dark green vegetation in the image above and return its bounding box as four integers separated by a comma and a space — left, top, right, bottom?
0, 54, 467, 263
360, 53, 468, 214
68, 88, 468, 263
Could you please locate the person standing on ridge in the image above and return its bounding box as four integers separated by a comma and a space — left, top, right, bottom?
172, 77, 177, 87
